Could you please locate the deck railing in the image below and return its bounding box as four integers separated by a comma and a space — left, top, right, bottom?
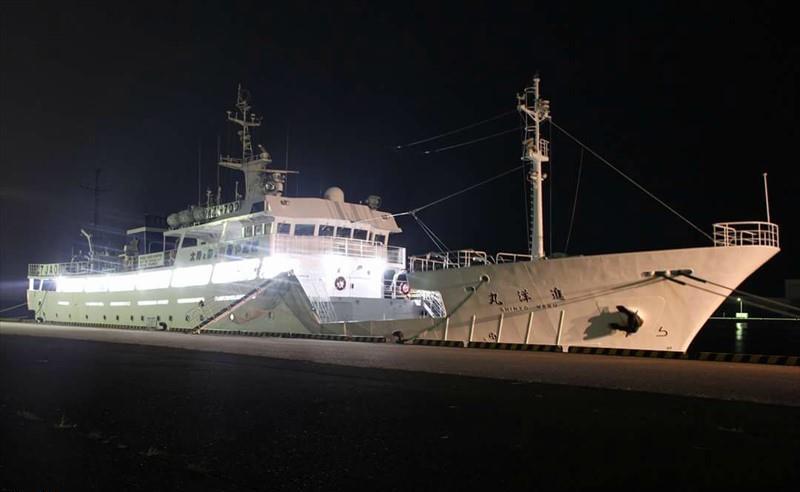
271, 235, 405, 266
409, 250, 491, 272
712, 222, 780, 248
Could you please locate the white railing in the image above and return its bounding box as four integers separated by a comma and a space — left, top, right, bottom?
409, 250, 491, 272
713, 222, 780, 248
495, 252, 533, 263
271, 235, 405, 265
539, 138, 550, 159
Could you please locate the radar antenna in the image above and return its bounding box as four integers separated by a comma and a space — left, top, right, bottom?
218, 84, 297, 205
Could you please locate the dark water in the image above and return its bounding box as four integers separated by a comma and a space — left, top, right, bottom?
689, 318, 800, 356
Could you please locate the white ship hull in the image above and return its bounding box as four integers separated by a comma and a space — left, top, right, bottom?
409, 244, 778, 351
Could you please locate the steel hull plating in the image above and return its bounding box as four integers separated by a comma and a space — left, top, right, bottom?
409, 245, 778, 351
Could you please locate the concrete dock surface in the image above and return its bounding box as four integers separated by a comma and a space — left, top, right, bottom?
1, 322, 798, 491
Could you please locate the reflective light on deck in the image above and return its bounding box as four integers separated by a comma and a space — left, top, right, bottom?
85, 301, 104, 307
214, 294, 244, 302
110, 301, 131, 306
136, 270, 172, 290
106, 273, 137, 292
137, 299, 169, 306
212, 258, 260, 284
260, 255, 295, 279
177, 297, 205, 304
56, 276, 85, 293
84, 276, 107, 293
57, 301, 70, 306
171, 265, 213, 288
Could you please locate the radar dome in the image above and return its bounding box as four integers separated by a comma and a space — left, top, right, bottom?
178, 209, 193, 226
324, 186, 345, 203
167, 213, 180, 228
191, 205, 206, 221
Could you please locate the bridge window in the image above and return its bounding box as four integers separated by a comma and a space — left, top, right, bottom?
42, 279, 56, 291
182, 237, 197, 248
336, 227, 352, 238
294, 224, 315, 236
353, 229, 368, 240
250, 201, 265, 213
319, 225, 334, 237
374, 234, 386, 244
243, 225, 254, 238
277, 223, 291, 234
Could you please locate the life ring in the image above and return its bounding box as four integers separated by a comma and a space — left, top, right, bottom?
334, 276, 347, 291
399, 281, 410, 295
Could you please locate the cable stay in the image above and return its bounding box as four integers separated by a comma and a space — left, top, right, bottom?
563, 148, 584, 253
411, 212, 450, 254
394, 110, 515, 150
423, 127, 520, 154
549, 119, 714, 242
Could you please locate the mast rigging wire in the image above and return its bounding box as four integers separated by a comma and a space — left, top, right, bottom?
423, 127, 520, 154
549, 119, 714, 242
394, 110, 516, 150
563, 148, 584, 253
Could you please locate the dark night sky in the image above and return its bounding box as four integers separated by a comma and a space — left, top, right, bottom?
1, 1, 798, 306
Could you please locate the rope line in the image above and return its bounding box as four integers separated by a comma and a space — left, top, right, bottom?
681, 273, 800, 314
409, 165, 524, 215
424, 127, 519, 154
394, 110, 515, 150
0, 302, 27, 314
411, 213, 449, 253
549, 119, 714, 242
564, 148, 584, 253
679, 281, 800, 319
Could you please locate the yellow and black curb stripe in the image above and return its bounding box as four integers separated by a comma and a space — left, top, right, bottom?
568, 347, 689, 359
568, 346, 798, 366
691, 351, 799, 366
465, 342, 799, 366
202, 330, 385, 343
468, 341, 562, 352
412, 339, 465, 347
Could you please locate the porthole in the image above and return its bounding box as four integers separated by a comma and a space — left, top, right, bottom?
116, 315, 119, 321
103, 315, 107, 320
85, 314, 89, 320
156, 315, 161, 321
140, 315, 144, 322
480, 274, 490, 283
130, 315, 134, 321
168, 315, 173, 322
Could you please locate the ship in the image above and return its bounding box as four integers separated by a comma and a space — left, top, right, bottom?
26, 86, 445, 338
26, 78, 780, 351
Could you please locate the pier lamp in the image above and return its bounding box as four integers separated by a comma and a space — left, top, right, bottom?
736, 297, 743, 313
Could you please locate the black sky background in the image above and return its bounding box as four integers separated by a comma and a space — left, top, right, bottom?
1, 0, 798, 306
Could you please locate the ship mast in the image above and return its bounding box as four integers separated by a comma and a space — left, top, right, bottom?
517, 75, 551, 260
218, 84, 296, 205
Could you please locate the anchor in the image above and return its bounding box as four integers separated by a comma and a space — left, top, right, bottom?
610, 305, 643, 336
